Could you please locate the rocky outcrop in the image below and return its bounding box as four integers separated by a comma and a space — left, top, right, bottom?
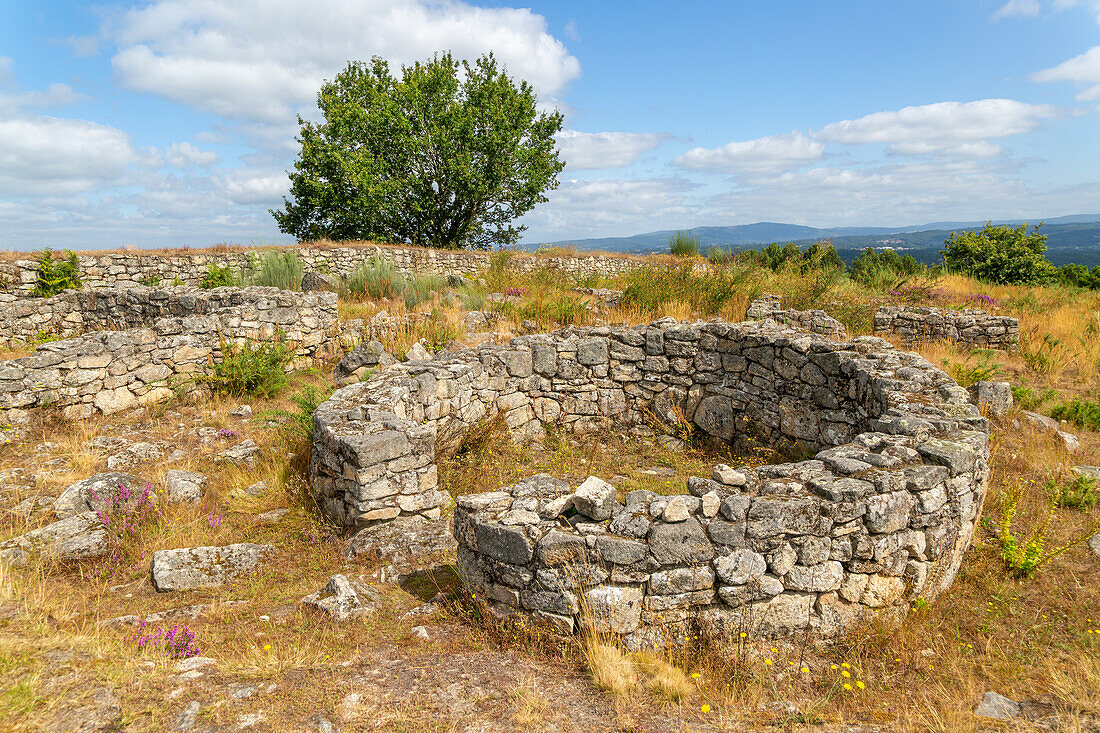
0, 512, 109, 565
874, 306, 1018, 349
300, 574, 382, 621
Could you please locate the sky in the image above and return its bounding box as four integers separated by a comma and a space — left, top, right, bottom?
1, 0, 1099, 251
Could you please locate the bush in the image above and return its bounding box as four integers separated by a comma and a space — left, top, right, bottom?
622, 260, 745, 315
705, 245, 735, 264
742, 241, 845, 275
1050, 396, 1100, 430
1010, 385, 1056, 411
942, 222, 1056, 285
33, 249, 82, 297
244, 251, 303, 290
1048, 473, 1098, 510
403, 274, 448, 309
1057, 263, 1100, 290
201, 264, 237, 289
848, 247, 924, 290
668, 230, 700, 257
267, 383, 335, 446
202, 336, 292, 397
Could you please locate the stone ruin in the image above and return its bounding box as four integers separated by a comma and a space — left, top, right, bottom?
310, 316, 990, 642
874, 305, 1019, 349
746, 293, 848, 340
0, 286, 337, 419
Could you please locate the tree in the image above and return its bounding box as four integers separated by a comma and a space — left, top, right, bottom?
941, 222, 1056, 285
272, 53, 564, 250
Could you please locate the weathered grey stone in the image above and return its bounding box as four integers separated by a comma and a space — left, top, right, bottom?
714, 549, 766, 585
584, 585, 642, 633
214, 439, 260, 467
474, 522, 534, 565
0, 511, 108, 565
784, 561, 843, 592
573, 476, 617, 520
150, 543, 274, 592
301, 574, 382, 621
648, 517, 714, 565
165, 469, 207, 503
968, 381, 1012, 418
974, 691, 1021, 721
54, 472, 146, 519
648, 566, 715, 594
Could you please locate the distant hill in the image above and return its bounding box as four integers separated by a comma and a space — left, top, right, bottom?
539, 214, 1100, 267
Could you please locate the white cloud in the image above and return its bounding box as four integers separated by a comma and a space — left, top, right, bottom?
816, 99, 1057, 156
521, 178, 698, 238
555, 130, 668, 169
109, 0, 580, 125
672, 132, 825, 175
0, 116, 139, 195
991, 0, 1042, 21
0, 83, 88, 113
165, 141, 219, 168
52, 35, 100, 58
212, 169, 290, 205
1031, 45, 1100, 102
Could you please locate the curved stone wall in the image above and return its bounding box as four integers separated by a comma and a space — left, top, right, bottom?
0, 287, 337, 418
311, 318, 988, 639
746, 294, 848, 340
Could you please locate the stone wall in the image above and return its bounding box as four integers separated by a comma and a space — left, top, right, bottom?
0, 245, 651, 294
746, 294, 848, 339
0, 287, 337, 418
0, 286, 335, 348
311, 318, 988, 640
874, 306, 1018, 349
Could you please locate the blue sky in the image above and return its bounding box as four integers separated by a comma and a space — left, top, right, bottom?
1, 0, 1099, 250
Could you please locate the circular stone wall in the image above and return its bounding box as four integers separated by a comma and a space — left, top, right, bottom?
310, 317, 989, 640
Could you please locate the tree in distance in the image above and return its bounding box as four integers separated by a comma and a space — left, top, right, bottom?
272, 53, 564, 250
941, 221, 1056, 285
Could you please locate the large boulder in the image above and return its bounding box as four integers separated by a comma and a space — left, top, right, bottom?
53, 472, 148, 519
0, 512, 108, 565
301, 271, 341, 292
150, 543, 274, 592
333, 340, 397, 384
165, 469, 207, 503
343, 515, 456, 570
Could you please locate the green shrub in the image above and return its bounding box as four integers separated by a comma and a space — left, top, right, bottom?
403, 274, 448, 309
848, 247, 924, 290
202, 336, 292, 397
668, 230, 700, 257
1050, 397, 1100, 430
201, 264, 238, 289
33, 249, 82, 297
742, 240, 845, 275
996, 477, 1099, 577
266, 383, 335, 446
705, 245, 735, 264
244, 251, 303, 290
1056, 263, 1100, 290
1010, 385, 1056, 411
342, 256, 405, 300
942, 349, 1001, 387
1047, 473, 1098, 510
942, 222, 1056, 285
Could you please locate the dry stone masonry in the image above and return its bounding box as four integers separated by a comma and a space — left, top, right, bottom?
0, 286, 337, 418
311, 317, 989, 641
746, 294, 848, 339
874, 306, 1018, 349
0, 244, 648, 294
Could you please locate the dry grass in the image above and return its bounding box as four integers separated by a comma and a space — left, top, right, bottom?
583, 638, 636, 697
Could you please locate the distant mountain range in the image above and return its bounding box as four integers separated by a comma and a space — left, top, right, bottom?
540, 214, 1100, 267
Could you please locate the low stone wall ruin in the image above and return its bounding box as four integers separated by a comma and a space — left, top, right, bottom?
310, 317, 989, 640
0, 287, 337, 418
0, 245, 649, 295
874, 306, 1018, 349
746, 294, 848, 339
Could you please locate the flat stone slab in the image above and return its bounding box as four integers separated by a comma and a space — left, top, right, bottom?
0, 511, 108, 565
165, 469, 207, 503
53, 472, 145, 519
151, 543, 274, 592
344, 515, 456, 570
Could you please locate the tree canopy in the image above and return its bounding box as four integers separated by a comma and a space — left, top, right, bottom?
941, 222, 1056, 285
272, 53, 564, 250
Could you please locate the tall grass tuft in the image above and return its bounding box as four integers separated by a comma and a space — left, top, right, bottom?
668, 230, 701, 257
342, 256, 406, 300
244, 251, 304, 291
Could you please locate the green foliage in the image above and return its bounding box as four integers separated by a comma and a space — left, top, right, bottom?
1047, 473, 1098, 510
201, 264, 238, 289
942, 222, 1056, 285
1056, 263, 1100, 290
266, 383, 336, 446
705, 245, 735, 264
139, 275, 161, 287
1019, 332, 1067, 377
1010, 385, 1056, 411
202, 336, 292, 398
996, 478, 1098, 577
668, 230, 700, 257
33, 249, 82, 297
942, 349, 1001, 387
1050, 396, 1100, 430
742, 240, 845, 275
403, 273, 448, 309
847, 247, 924, 290
244, 251, 304, 290
272, 53, 564, 249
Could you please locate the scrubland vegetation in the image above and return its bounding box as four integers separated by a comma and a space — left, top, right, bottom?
1, 238, 1099, 731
